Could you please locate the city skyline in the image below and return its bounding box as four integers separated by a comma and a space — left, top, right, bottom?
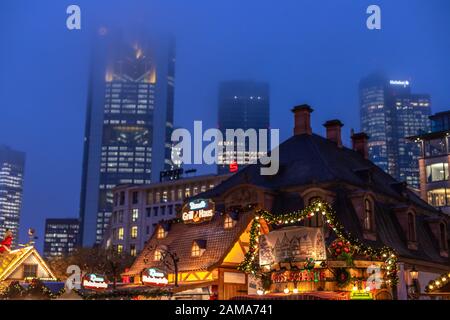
1, 1, 450, 252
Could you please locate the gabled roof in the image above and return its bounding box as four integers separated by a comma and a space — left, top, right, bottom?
125, 211, 254, 276
0, 246, 57, 281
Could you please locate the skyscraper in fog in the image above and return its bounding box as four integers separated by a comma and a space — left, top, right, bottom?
217, 81, 270, 174
359, 73, 431, 188
0, 145, 25, 247
79, 30, 176, 246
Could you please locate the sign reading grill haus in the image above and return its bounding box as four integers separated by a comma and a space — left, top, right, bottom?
259, 227, 327, 266
182, 199, 215, 224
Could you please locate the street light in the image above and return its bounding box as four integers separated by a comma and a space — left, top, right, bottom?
410, 266, 419, 281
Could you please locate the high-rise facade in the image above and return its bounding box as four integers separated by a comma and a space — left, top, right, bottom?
217, 81, 270, 174
0, 145, 25, 247
43, 218, 80, 259
359, 74, 431, 188
79, 30, 176, 247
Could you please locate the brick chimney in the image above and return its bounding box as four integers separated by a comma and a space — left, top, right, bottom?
323, 120, 344, 147
292, 104, 313, 136
351, 131, 369, 159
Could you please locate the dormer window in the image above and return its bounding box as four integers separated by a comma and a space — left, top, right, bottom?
408, 212, 417, 242
156, 226, 167, 239
363, 198, 374, 232
191, 240, 206, 257
224, 216, 234, 229
224, 213, 238, 229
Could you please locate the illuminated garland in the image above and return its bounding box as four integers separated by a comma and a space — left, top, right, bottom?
237, 200, 399, 287
425, 271, 450, 293
0, 280, 65, 300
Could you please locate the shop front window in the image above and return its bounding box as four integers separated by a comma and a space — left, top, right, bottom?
426, 163, 449, 183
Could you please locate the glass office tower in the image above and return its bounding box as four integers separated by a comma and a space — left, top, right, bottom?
43, 218, 80, 258
359, 74, 431, 188
0, 145, 25, 247
79, 29, 175, 246
217, 81, 270, 174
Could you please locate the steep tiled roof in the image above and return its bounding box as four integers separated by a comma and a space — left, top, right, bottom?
125, 210, 254, 276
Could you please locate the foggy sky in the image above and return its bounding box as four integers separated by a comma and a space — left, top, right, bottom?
1, 0, 450, 251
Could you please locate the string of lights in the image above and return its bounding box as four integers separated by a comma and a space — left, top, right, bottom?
237, 200, 399, 287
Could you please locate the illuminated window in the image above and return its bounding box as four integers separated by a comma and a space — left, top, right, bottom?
117, 244, 123, 254
130, 244, 137, 257
154, 249, 162, 261
118, 228, 124, 240
363, 198, 374, 232
191, 242, 201, 257
132, 209, 139, 222
306, 196, 323, 227
131, 226, 138, 239
185, 188, 191, 198
156, 226, 166, 239
224, 215, 234, 229
427, 189, 450, 207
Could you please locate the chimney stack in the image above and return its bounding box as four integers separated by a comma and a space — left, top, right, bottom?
292, 104, 313, 136
351, 132, 369, 159
323, 120, 344, 147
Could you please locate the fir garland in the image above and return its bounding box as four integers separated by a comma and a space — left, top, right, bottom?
0, 279, 65, 300
237, 200, 399, 287
425, 271, 450, 293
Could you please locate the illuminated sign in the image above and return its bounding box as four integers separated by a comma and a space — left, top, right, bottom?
350, 291, 373, 300
229, 161, 239, 173
271, 270, 326, 283
389, 80, 410, 87
182, 199, 215, 224
142, 268, 169, 286
82, 274, 108, 290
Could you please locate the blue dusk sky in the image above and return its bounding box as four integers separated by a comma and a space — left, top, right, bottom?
0, 0, 449, 251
